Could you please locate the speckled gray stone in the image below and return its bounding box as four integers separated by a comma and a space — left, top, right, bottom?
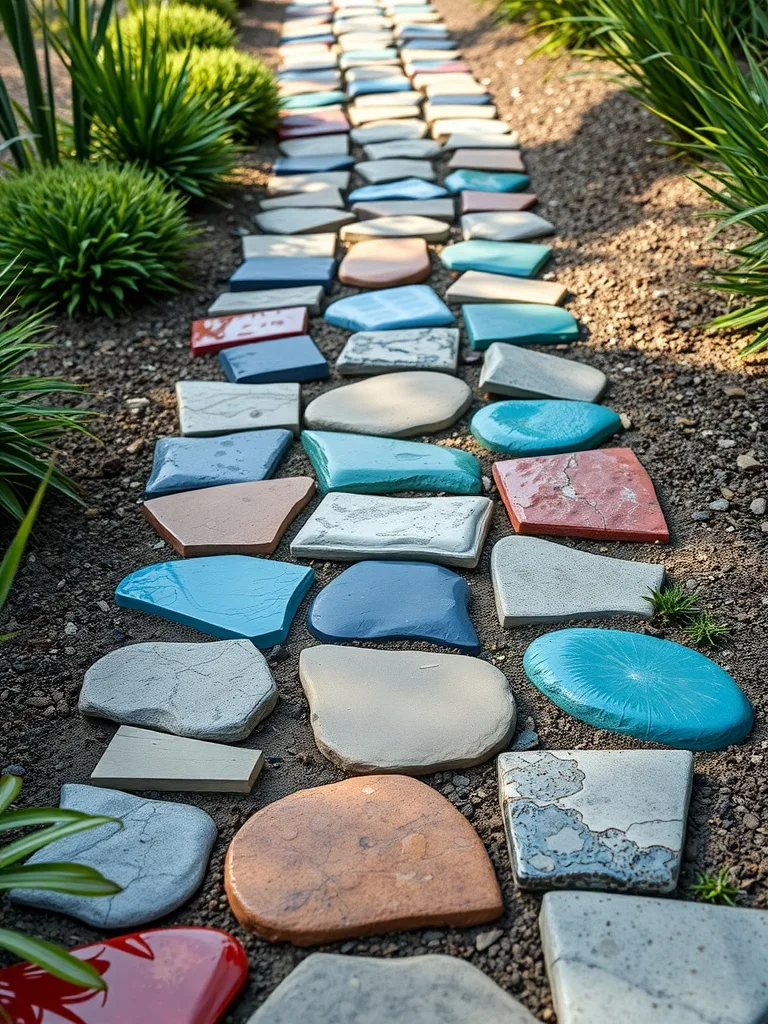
176, 381, 301, 437
480, 344, 607, 402
208, 286, 324, 317
337, 328, 460, 375
10, 785, 216, 928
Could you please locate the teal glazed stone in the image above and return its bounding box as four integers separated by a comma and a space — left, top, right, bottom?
471, 399, 621, 455
280, 91, 347, 109
445, 170, 531, 194
115, 556, 314, 647
442, 240, 551, 279
307, 560, 480, 652
463, 303, 580, 350
523, 628, 754, 750
302, 429, 482, 494
325, 285, 455, 332
348, 178, 449, 202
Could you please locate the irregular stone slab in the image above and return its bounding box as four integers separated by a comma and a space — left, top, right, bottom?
464, 302, 580, 348
491, 536, 664, 626
242, 233, 337, 258
225, 774, 503, 944
350, 118, 428, 143
191, 307, 308, 358
143, 477, 315, 556
447, 169, 530, 194
429, 94, 491, 107
471, 399, 621, 456
280, 78, 342, 97
280, 89, 347, 109
493, 448, 670, 543
301, 429, 480, 494
363, 137, 442, 158
432, 119, 511, 140
443, 132, 519, 149
346, 65, 405, 81
355, 158, 436, 183
278, 110, 350, 139
340, 51, 401, 69
442, 240, 551, 278
347, 76, 412, 98
229, 256, 336, 292
325, 284, 454, 331
353, 91, 424, 107
279, 134, 350, 156
219, 334, 329, 384
449, 148, 525, 171
410, 66, 473, 84
260, 188, 346, 209
279, 57, 338, 73
338, 237, 431, 287
273, 154, 355, 173
525, 627, 753, 749
267, 171, 350, 194
352, 197, 455, 221
462, 211, 556, 241
304, 371, 470, 437
349, 178, 446, 202
461, 190, 537, 213
290, 492, 493, 567
209, 285, 324, 317
545, 892, 768, 1024
425, 102, 497, 122
446, 271, 567, 306
80, 638, 277, 742
337, 326, 459, 375
253, 208, 356, 235
115, 555, 314, 646
349, 104, 422, 125
179, 378, 298, 436
10, 785, 216, 928
342, 215, 450, 242
479, 343, 606, 401
425, 78, 488, 97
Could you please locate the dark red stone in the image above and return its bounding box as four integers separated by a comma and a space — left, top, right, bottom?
191, 307, 309, 358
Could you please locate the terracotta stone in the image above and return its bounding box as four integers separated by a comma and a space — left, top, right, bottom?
449, 149, 526, 172
338, 237, 431, 287
461, 191, 537, 214
224, 774, 503, 945
190, 308, 308, 358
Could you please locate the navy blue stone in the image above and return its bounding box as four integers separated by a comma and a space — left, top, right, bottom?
229, 257, 336, 293
274, 155, 356, 174
219, 335, 329, 384
348, 178, 449, 202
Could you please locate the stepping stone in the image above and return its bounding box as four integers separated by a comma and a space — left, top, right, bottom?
429, 93, 492, 106
446, 169, 530, 193
352, 197, 455, 221
280, 90, 347, 108
444, 132, 519, 149
425, 77, 487, 97
350, 118, 428, 143
470, 399, 621, 456
424, 102, 497, 121
0, 928, 247, 1024
304, 371, 470, 436
446, 271, 567, 306
279, 68, 339, 81
191, 307, 308, 358
354, 159, 437, 183
242, 233, 336, 258
342, 215, 450, 242
349, 104, 422, 125
279, 58, 338, 73
325, 284, 454, 331
219, 334, 329, 384
349, 178, 445, 202
267, 171, 350, 194
491, 536, 664, 626
302, 429, 480, 494
279, 79, 342, 97
524, 627, 753, 749
209, 285, 324, 317
253, 208, 356, 235
337, 326, 460, 374
449, 148, 525, 171
464, 302, 580, 348
80, 638, 278, 742
540, 891, 768, 1024
363, 137, 442, 158
339, 34, 396, 50
340, 51, 401, 69
461, 190, 537, 213
346, 65, 405, 81
279, 133, 349, 155
10, 785, 216, 928
273, 154, 355, 173
462, 211, 556, 241
432, 119, 510, 140
116, 555, 314, 646
347, 77, 412, 97
442, 240, 552, 278
338, 237, 431, 287
224, 774, 502, 944
493, 448, 670, 542
229, 257, 336, 292
498, 749, 693, 893
260, 188, 346, 209
353, 91, 424, 107
479, 343, 606, 401
175, 381, 300, 437
411, 67, 471, 84
143, 477, 316, 556
290, 492, 493, 567
278, 112, 350, 139
405, 49, 462, 62
145, 430, 292, 497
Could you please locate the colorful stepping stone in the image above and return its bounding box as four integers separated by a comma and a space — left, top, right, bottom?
353, 90, 423, 107
462, 211, 556, 241
479, 343, 606, 401
280, 89, 347, 108
10, 785, 216, 928
432, 119, 510, 140
260, 188, 346, 209
445, 169, 530, 193
461, 190, 537, 213
253, 208, 356, 235
116, 555, 314, 646
279, 133, 350, 156
442, 240, 551, 278
267, 172, 350, 194
429, 93, 491, 105
425, 79, 488, 97
279, 68, 339, 83
349, 177, 445, 200
446, 271, 567, 306
175, 381, 300, 437
350, 118, 428, 143
346, 65, 405, 81
448, 148, 524, 171
278, 110, 349, 138
280, 78, 342, 97
190, 307, 308, 358
493, 448, 670, 542
464, 302, 580, 348
424, 102, 497, 121
219, 334, 329, 384
340, 51, 401, 68
443, 132, 519, 149
338, 237, 431, 287
337, 326, 459, 374
352, 197, 455, 221
241, 234, 336, 259
354, 158, 437, 183
471, 399, 621, 456
363, 137, 443, 158
348, 76, 412, 97
209, 285, 324, 317
224, 774, 502, 944
325, 284, 454, 331
273, 154, 355, 173
349, 104, 422, 125
228, 257, 336, 293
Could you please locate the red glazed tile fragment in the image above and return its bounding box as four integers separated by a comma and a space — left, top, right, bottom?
190, 307, 309, 357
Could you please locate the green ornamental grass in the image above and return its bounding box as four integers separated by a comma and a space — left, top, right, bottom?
168, 0, 238, 23
489, 0, 599, 56
113, 3, 236, 51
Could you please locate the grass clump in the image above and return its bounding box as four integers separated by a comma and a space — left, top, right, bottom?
169, 0, 238, 22
490, 0, 597, 56
691, 867, 740, 905
114, 3, 236, 51
644, 583, 699, 623
685, 611, 730, 646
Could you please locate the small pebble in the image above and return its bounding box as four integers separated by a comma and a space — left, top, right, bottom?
708, 499, 730, 512
475, 928, 504, 952
737, 454, 761, 471
750, 498, 766, 515
691, 511, 711, 522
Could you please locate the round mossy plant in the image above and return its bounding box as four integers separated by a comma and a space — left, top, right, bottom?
114, 4, 236, 51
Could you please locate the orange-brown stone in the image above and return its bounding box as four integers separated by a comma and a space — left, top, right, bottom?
338, 237, 431, 288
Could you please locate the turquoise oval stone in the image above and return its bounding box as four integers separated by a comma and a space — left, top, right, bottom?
463, 303, 580, 350
280, 91, 348, 110
444, 170, 530, 193
470, 399, 621, 455
441, 240, 551, 279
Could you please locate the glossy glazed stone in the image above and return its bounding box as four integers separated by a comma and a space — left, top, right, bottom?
325, 284, 454, 331
259, 188, 346, 209
229, 257, 336, 293
350, 118, 428, 143
290, 492, 493, 567
462, 211, 556, 241
225, 775, 502, 944
363, 137, 443, 158
242, 232, 335, 260
442, 240, 551, 278
10, 786, 216, 928
446, 271, 567, 306
443, 132, 519, 149
253, 208, 356, 235
145, 430, 292, 498
445, 169, 530, 193
471, 399, 621, 456
352, 197, 455, 221
273, 154, 355, 173
448, 148, 525, 172
115, 556, 314, 646
524, 627, 753, 749
461, 191, 537, 214
354, 160, 438, 185
219, 334, 329, 384
349, 177, 445, 201
337, 326, 459, 374
338, 237, 431, 287
464, 302, 580, 348
492, 448, 670, 542
347, 76, 411, 97
432, 119, 510, 140
267, 172, 350, 194
491, 536, 664, 626
176, 381, 300, 438
209, 286, 324, 317
80, 639, 277, 742
479, 343, 606, 401
499, 750, 693, 893
279, 134, 350, 156
301, 429, 480, 494
190, 308, 308, 358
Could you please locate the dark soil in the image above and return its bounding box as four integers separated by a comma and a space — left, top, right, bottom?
1, 1, 767, 1020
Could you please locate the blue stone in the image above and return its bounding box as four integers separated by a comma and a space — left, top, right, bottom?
280, 90, 347, 109
229, 257, 336, 293
302, 429, 481, 494
347, 78, 413, 97
348, 178, 449, 202
280, 33, 336, 44
145, 430, 292, 497
442, 240, 551, 278
470, 399, 621, 455
339, 50, 400, 67
523, 627, 754, 750
274, 155, 356, 174
115, 555, 314, 647
278, 69, 340, 82
219, 335, 329, 384
400, 39, 458, 48
277, 62, 338, 75
463, 303, 580, 350
307, 560, 480, 651
445, 170, 531, 193
325, 285, 455, 332
429, 93, 491, 105
406, 59, 462, 71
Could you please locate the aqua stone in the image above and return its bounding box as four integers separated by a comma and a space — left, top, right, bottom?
325, 285, 455, 332
273, 155, 356, 174
302, 429, 481, 494
444, 170, 531, 194
219, 335, 329, 384
280, 91, 348, 109
463, 303, 580, 350
348, 79, 413, 97
441, 240, 551, 279
523, 628, 754, 750
229, 257, 336, 293
349, 178, 449, 202
470, 399, 621, 455
339, 49, 400, 66
115, 556, 314, 647
430, 94, 491, 105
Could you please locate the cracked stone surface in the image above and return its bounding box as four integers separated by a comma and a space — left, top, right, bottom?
324, 286, 454, 333
498, 749, 693, 893
341, 214, 451, 242
10, 785, 216, 928
446, 271, 567, 306
225, 774, 503, 944
218, 334, 328, 385
470, 398, 621, 456
479, 342, 606, 401
208, 286, 324, 317
338, 237, 431, 287
176, 381, 300, 437
461, 211, 556, 242
337, 327, 459, 375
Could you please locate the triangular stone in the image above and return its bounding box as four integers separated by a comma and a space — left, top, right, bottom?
479, 342, 606, 401
325, 284, 454, 331
463, 302, 580, 348
470, 398, 621, 455
175, 381, 300, 436
462, 211, 556, 241
363, 137, 443, 158
342, 215, 451, 241
191, 307, 308, 357
442, 239, 551, 278
241, 233, 336, 259
447, 169, 530, 193
350, 118, 428, 143
338, 237, 431, 287
337, 326, 459, 374
208, 285, 324, 316
352, 197, 455, 221
253, 208, 356, 235
349, 178, 446, 201
446, 271, 567, 306
449, 148, 525, 171
355, 158, 436, 182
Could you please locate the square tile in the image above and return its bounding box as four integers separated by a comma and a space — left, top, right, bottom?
176, 381, 301, 437
228, 257, 336, 293
219, 334, 329, 384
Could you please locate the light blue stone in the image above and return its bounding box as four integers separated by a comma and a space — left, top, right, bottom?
219, 335, 329, 384
429, 93, 491, 105
348, 178, 449, 202
115, 556, 314, 647
444, 170, 531, 193
278, 69, 340, 82
229, 257, 336, 293
302, 429, 481, 494
307, 560, 480, 651
470, 399, 621, 455
340, 50, 400, 67
523, 628, 754, 750
347, 78, 413, 97
280, 90, 347, 109
325, 285, 455, 332
463, 303, 580, 350
280, 33, 336, 44
401, 38, 458, 48
274, 155, 355, 174
441, 240, 551, 279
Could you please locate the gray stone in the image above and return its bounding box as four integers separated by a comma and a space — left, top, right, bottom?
341, 215, 450, 242
432, 119, 510, 140
354, 91, 424, 107
540, 890, 768, 1024
242, 233, 337, 260
491, 536, 665, 627
350, 119, 428, 144
80, 639, 277, 742
267, 171, 351, 194
208, 285, 324, 317
443, 132, 519, 150
355, 158, 436, 183
425, 102, 497, 122
479, 343, 607, 402
751, 497, 766, 515
709, 498, 730, 512
353, 198, 455, 222
445, 271, 567, 306
290, 492, 493, 567
253, 208, 356, 235
349, 104, 421, 125
261, 188, 345, 210
461, 211, 555, 241
337, 327, 460, 375
176, 381, 301, 437
279, 134, 350, 156
10, 784, 216, 928
346, 66, 405, 82
498, 750, 693, 893
363, 138, 443, 159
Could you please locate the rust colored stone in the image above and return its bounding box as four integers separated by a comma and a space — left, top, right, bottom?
460, 191, 537, 215
338, 237, 431, 288
448, 149, 526, 173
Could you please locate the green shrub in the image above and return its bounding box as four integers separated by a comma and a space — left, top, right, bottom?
490, 0, 599, 56
114, 3, 236, 51
169, 0, 238, 23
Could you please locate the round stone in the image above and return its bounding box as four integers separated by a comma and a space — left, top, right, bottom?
470, 399, 622, 455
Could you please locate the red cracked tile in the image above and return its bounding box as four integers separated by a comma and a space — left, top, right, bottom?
190, 307, 309, 358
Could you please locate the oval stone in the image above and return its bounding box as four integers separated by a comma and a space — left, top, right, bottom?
470, 399, 622, 455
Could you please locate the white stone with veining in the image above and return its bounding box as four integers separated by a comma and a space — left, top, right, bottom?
337, 327, 459, 375
480, 344, 607, 402
176, 381, 300, 437
208, 285, 324, 316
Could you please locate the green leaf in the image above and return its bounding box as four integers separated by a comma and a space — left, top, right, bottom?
0, 814, 119, 869
0, 806, 116, 833
0, 861, 122, 895
0, 466, 50, 610
0, 928, 107, 990
0, 775, 22, 815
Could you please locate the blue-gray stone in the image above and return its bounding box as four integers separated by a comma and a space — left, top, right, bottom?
229, 257, 336, 293
348, 78, 412, 97
273, 155, 356, 174
348, 178, 449, 202
325, 285, 454, 332
219, 335, 329, 384
470, 399, 622, 455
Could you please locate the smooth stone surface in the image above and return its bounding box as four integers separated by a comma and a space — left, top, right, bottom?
350, 118, 428, 143
253, 208, 356, 235
280, 78, 342, 97
353, 90, 423, 107
209, 286, 323, 317
278, 110, 350, 139
462, 191, 537, 213
446, 169, 530, 194
191, 307, 308, 358
541, 891, 768, 1024
432, 119, 510, 139
337, 326, 459, 374
352, 197, 455, 221
349, 177, 445, 200
279, 134, 350, 155
354, 159, 437, 184
176, 381, 300, 438
499, 750, 693, 893
229, 257, 336, 293
339, 51, 401, 69
493, 448, 670, 542
349, 104, 421, 125
273, 155, 355, 173
346, 65, 405, 81
219, 334, 329, 384
464, 302, 580, 348
304, 371, 470, 437
479, 343, 606, 401
471, 399, 621, 456
267, 171, 350, 194
428, 92, 491, 105
442, 240, 551, 278
446, 271, 567, 306
443, 132, 519, 149
425, 78, 487, 97
10, 785, 216, 928
242, 233, 337, 258
324, 285, 454, 331
290, 492, 493, 567
115, 556, 314, 646
363, 137, 443, 158
225, 775, 503, 944
524, 627, 753, 749
449, 148, 525, 171
424, 102, 496, 121
280, 89, 347, 108
260, 188, 346, 209
145, 430, 292, 497
462, 211, 556, 241
338, 237, 431, 287
347, 77, 412, 97
80, 639, 277, 742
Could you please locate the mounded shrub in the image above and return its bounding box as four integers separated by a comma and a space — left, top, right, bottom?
168, 0, 238, 23
114, 4, 236, 51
